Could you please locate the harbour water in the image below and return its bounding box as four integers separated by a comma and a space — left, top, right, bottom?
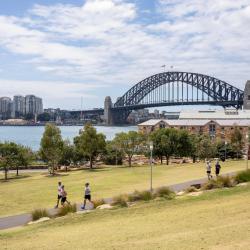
0, 126, 137, 151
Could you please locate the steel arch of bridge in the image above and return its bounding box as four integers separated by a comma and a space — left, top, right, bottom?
114, 72, 244, 109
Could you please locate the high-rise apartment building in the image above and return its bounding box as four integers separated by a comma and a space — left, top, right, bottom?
13, 95, 25, 117
0, 97, 13, 119
0, 95, 43, 119
25, 95, 43, 115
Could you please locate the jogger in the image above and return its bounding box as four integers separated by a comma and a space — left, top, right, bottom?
55, 181, 62, 208
81, 183, 92, 210
61, 185, 70, 206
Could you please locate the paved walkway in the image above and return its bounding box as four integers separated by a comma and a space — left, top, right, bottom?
0, 173, 235, 230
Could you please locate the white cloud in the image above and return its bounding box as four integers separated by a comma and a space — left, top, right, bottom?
0, 79, 108, 109
0, 0, 249, 108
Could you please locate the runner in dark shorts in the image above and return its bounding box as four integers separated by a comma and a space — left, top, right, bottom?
81, 183, 92, 209
55, 181, 62, 208
61, 185, 70, 206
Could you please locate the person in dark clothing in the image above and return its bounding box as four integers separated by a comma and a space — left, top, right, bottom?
215, 160, 221, 177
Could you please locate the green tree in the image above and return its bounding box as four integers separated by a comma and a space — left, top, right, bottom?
40, 124, 64, 175
150, 129, 165, 164
74, 123, 106, 169
113, 131, 145, 167
37, 112, 51, 122
102, 141, 123, 165
231, 127, 243, 159
189, 134, 200, 163
59, 139, 75, 170
0, 142, 32, 180
15, 145, 33, 176
196, 135, 217, 160
177, 130, 192, 158
25, 113, 35, 121
160, 129, 179, 165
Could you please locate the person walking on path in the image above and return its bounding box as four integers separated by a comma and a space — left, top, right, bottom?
215, 160, 221, 177
61, 185, 70, 206
206, 160, 212, 180
55, 181, 62, 208
81, 183, 92, 210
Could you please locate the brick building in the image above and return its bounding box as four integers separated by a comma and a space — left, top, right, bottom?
138, 119, 250, 144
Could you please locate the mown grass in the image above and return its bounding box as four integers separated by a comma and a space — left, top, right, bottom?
0, 160, 247, 217
0, 184, 249, 250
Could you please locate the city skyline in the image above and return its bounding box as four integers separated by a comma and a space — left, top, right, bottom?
0, 0, 250, 109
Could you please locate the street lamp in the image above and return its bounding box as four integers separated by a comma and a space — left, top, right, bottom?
246, 134, 249, 170
224, 141, 228, 161
149, 141, 154, 192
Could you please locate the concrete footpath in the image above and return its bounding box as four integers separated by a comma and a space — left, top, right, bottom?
0, 174, 235, 230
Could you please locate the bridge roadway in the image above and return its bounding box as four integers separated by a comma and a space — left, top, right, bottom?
69, 99, 243, 116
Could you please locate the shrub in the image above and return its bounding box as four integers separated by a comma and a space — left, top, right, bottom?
201, 179, 222, 190
185, 186, 198, 193
31, 208, 49, 221
57, 204, 77, 217
111, 195, 128, 207
154, 187, 175, 200
127, 190, 142, 202
217, 175, 234, 188
235, 169, 250, 183
92, 199, 106, 209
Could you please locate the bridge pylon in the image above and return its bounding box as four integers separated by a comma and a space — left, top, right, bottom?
243, 80, 250, 110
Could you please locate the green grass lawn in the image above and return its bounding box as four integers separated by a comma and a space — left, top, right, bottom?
0, 160, 247, 217
1, 183, 249, 250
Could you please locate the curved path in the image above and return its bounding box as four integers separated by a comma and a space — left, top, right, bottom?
0, 173, 236, 230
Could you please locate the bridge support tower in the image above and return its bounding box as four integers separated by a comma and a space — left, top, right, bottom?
243, 80, 250, 110
104, 96, 113, 125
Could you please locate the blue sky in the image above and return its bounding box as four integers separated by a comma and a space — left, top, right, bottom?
0, 0, 250, 110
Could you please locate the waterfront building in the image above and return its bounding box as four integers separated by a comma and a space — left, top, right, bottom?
0, 97, 13, 119
13, 95, 25, 117
179, 109, 250, 120
138, 119, 250, 144
25, 95, 43, 115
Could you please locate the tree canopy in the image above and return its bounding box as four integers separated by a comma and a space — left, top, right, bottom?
74, 123, 106, 168
40, 123, 64, 175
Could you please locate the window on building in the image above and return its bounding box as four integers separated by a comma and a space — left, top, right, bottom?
159, 122, 165, 129
209, 124, 216, 135
248, 95, 250, 100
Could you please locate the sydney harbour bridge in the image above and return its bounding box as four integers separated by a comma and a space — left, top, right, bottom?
70, 72, 250, 125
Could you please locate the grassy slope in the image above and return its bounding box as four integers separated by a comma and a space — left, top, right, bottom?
1, 184, 250, 250
0, 160, 247, 217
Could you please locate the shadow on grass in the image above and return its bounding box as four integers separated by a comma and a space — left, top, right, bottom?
0, 174, 31, 182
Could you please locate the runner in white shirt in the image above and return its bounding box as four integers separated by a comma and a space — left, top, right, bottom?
55, 181, 62, 208
81, 183, 92, 210
206, 161, 212, 180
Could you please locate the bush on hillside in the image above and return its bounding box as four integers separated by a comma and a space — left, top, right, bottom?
111, 195, 128, 207
57, 204, 77, 217
217, 175, 235, 188
154, 187, 175, 200
201, 179, 223, 190
92, 199, 106, 208
128, 190, 154, 202
31, 208, 49, 221
185, 186, 199, 193
235, 169, 250, 183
